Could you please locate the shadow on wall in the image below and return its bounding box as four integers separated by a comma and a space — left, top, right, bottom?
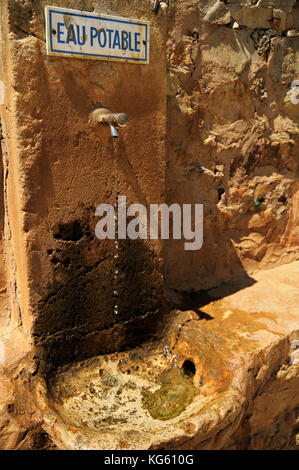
33, 209, 164, 375
163, 236, 256, 318
163, 146, 257, 310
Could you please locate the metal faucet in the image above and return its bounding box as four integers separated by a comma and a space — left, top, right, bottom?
90, 108, 128, 138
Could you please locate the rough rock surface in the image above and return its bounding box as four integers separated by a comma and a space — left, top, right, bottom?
0, 0, 298, 450
165, 0, 299, 298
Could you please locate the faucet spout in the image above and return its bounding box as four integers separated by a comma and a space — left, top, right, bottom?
109, 123, 119, 138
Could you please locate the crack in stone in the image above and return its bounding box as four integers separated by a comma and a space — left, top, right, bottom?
14, 26, 45, 44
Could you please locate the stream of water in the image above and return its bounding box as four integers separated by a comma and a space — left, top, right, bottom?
112, 139, 120, 328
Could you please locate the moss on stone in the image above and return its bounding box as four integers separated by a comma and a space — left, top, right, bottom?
141, 368, 199, 421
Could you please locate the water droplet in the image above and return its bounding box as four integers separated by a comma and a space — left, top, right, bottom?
172, 355, 178, 368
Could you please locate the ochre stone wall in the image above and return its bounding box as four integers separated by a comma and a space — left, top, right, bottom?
0, 0, 167, 370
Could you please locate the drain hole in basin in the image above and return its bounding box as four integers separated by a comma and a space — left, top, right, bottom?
182, 359, 196, 377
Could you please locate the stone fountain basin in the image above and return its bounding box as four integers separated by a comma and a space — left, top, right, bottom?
35, 262, 299, 450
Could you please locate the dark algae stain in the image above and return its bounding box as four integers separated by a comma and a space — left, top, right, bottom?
141, 368, 199, 420
34, 209, 164, 374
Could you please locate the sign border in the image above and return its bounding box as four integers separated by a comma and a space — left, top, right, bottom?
45, 6, 150, 64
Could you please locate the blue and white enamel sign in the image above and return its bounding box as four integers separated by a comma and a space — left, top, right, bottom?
45, 6, 150, 64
